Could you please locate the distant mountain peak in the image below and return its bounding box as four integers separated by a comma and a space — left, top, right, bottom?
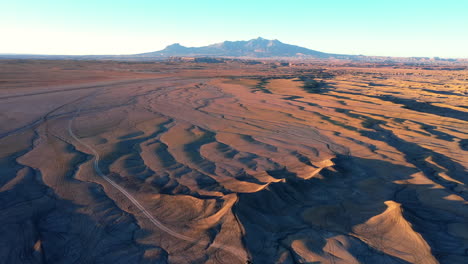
167, 43, 183, 47
254, 36, 270, 42
164, 43, 185, 49
140, 37, 347, 58
161, 43, 190, 53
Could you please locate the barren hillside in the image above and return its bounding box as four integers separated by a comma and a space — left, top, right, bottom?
0, 59, 466, 264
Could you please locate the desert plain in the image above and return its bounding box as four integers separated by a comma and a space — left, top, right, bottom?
0, 59, 467, 264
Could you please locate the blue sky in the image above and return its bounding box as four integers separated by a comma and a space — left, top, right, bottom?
1, 0, 467, 57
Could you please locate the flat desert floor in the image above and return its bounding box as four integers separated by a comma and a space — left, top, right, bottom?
0, 59, 467, 264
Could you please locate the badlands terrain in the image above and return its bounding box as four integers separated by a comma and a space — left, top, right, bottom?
0, 59, 467, 264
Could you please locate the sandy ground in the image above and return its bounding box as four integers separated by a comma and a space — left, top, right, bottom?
0, 59, 467, 264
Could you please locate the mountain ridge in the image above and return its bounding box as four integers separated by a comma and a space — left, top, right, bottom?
139, 37, 348, 58
1, 38, 465, 62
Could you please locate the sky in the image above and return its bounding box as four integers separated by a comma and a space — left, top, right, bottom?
1, 0, 467, 58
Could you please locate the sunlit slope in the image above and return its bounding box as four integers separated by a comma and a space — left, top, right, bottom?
0, 60, 466, 263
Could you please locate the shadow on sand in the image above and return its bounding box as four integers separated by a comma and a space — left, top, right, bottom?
234, 155, 467, 264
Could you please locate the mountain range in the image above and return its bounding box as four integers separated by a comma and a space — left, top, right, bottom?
1, 38, 463, 62
138, 37, 346, 58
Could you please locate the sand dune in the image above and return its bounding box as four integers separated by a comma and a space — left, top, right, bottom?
0, 60, 466, 263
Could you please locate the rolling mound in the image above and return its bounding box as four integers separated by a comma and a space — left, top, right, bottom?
0, 60, 466, 263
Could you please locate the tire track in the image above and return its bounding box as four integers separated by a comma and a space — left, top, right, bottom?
68, 91, 248, 264
0, 77, 172, 100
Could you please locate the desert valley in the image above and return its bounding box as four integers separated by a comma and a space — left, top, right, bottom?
0, 56, 466, 264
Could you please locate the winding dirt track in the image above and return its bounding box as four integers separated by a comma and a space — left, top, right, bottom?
67, 92, 248, 263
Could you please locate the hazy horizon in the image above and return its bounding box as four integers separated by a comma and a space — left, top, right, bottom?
1, 0, 468, 58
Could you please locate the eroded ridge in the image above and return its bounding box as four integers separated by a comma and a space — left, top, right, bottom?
0, 60, 466, 263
